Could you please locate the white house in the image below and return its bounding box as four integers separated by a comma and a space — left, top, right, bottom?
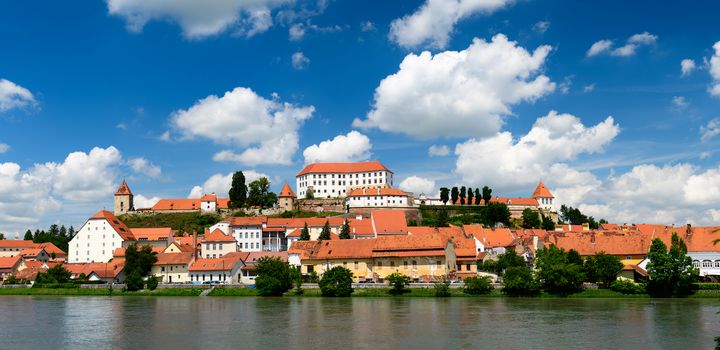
346, 187, 410, 208
228, 217, 266, 252
296, 161, 393, 199
69, 211, 130, 263
188, 252, 245, 284
201, 229, 237, 258
531, 181, 555, 211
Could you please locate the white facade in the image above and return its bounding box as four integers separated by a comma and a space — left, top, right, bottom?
201, 242, 236, 259
297, 170, 393, 199
69, 218, 124, 263
201, 199, 217, 213
209, 222, 230, 235
189, 264, 243, 284
232, 225, 262, 252
537, 197, 554, 211
346, 193, 409, 208
690, 252, 720, 277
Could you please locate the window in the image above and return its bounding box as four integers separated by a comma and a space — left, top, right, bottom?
377, 261, 383, 268
412, 260, 417, 267
390, 261, 395, 267
206, 244, 210, 250
716, 260, 720, 268
693, 260, 700, 268
161, 266, 165, 272
219, 243, 223, 250
354, 261, 359, 270
403, 261, 408, 269
702, 260, 713, 268
436, 260, 441, 266
466, 264, 471, 271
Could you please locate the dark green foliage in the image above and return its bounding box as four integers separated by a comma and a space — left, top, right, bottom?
124, 244, 158, 278
535, 245, 585, 296
463, 276, 493, 295
459, 187, 466, 205
247, 177, 278, 208
305, 188, 314, 199
466, 187, 474, 205
439, 187, 449, 205
339, 220, 351, 239
502, 266, 541, 297
481, 186, 492, 205
588, 216, 599, 230
299, 223, 311, 241
386, 272, 411, 295
228, 171, 247, 208
124, 271, 144, 291
434, 281, 451, 297
24, 230, 33, 240
435, 209, 449, 227
290, 267, 304, 295
318, 220, 331, 241
559, 205, 592, 225
497, 250, 526, 273
35, 265, 72, 285
474, 188, 481, 205
483, 202, 511, 227
119, 212, 221, 236
584, 252, 623, 287
646, 233, 698, 297
319, 266, 354, 297
451, 187, 459, 204
521, 208, 541, 229
27, 224, 73, 252
567, 249, 583, 266
541, 214, 555, 231
146, 275, 159, 290
610, 279, 646, 295
255, 256, 293, 296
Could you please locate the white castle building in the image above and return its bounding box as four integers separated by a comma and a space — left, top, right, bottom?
295, 161, 394, 199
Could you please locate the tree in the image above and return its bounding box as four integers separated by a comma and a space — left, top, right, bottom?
35, 265, 72, 285
319, 266, 354, 297
474, 188, 481, 205
588, 216, 599, 230
305, 188, 314, 199
459, 186, 466, 205
255, 256, 293, 296
541, 214, 556, 231
502, 266, 541, 297
124, 271, 144, 292
0, 233, 4, 240
68, 226, 75, 238
318, 220, 331, 241
439, 187, 449, 205
228, 171, 248, 208
24, 230, 32, 240
146, 275, 159, 290
535, 244, 585, 296
559, 205, 588, 225
339, 220, 351, 239
451, 187, 459, 205
481, 186, 492, 205
584, 252, 623, 287
496, 249, 526, 274
646, 233, 698, 297
59, 225, 67, 238
124, 244, 158, 283
467, 187, 474, 205
483, 202, 511, 227
299, 223, 311, 241
521, 208, 541, 229
434, 281, 451, 297
247, 177, 278, 209
386, 272, 411, 295
435, 209, 449, 228
463, 276, 493, 295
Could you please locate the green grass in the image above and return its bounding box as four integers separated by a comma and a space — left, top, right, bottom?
208, 288, 258, 296
690, 289, 720, 298
118, 212, 221, 234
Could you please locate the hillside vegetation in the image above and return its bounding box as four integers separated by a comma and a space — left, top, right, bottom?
119, 213, 221, 235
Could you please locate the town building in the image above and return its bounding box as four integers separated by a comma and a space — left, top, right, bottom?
112, 180, 230, 215
151, 252, 195, 284
345, 187, 411, 208
296, 161, 393, 199
188, 252, 245, 284
278, 183, 296, 212
114, 180, 134, 216
238, 251, 288, 285
201, 229, 237, 258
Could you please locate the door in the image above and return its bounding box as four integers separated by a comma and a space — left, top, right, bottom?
169, 276, 172, 283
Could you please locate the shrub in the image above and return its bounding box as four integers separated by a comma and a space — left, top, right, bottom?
386, 273, 411, 295
35, 265, 72, 285
319, 266, 354, 297
146, 275, 159, 290
463, 276, 493, 295
610, 279, 646, 295
696, 283, 720, 290
434, 281, 451, 297
535, 245, 585, 296
502, 266, 541, 297
255, 256, 293, 296
124, 271, 144, 291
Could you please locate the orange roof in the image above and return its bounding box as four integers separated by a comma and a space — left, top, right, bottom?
173, 236, 197, 246
62, 261, 125, 279
349, 218, 374, 236
36, 243, 65, 257
202, 229, 236, 242
315, 239, 376, 259
545, 231, 649, 256
347, 187, 407, 197
19, 248, 45, 257
129, 227, 172, 241
647, 226, 720, 252
230, 216, 268, 226
296, 161, 392, 176
490, 197, 539, 206
0, 255, 23, 270
155, 252, 194, 265
152, 198, 230, 211
371, 210, 409, 234
243, 251, 288, 263
463, 225, 517, 248
279, 183, 296, 198
200, 193, 217, 201
115, 180, 133, 195
189, 252, 244, 271
15, 265, 46, 281
113, 246, 164, 257
0, 240, 36, 249
288, 241, 322, 259
531, 181, 554, 199
266, 217, 346, 228
374, 234, 447, 252
91, 210, 133, 240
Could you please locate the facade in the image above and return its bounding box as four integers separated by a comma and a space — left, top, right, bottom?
278, 183, 296, 212
345, 187, 410, 208
69, 211, 129, 263
296, 161, 393, 199
228, 217, 266, 252
531, 181, 555, 211
151, 252, 195, 283
201, 229, 237, 258
0, 241, 64, 260
238, 251, 288, 285
114, 180, 134, 216
188, 252, 244, 284
150, 197, 230, 213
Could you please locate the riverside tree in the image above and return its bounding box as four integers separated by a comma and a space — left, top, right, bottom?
319, 266, 354, 297
463, 276, 493, 295
583, 252, 623, 287
228, 171, 247, 208
124, 244, 158, 291
535, 245, 585, 296
387, 272, 411, 295
255, 256, 293, 296
502, 266, 541, 297
646, 232, 698, 297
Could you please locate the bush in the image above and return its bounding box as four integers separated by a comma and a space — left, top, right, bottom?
502, 266, 541, 297
610, 279, 646, 295
386, 273, 411, 295
35, 265, 72, 285
124, 271, 144, 291
535, 245, 585, 296
255, 256, 293, 296
434, 282, 451, 297
146, 275, 159, 290
319, 266, 354, 297
696, 283, 720, 290
463, 276, 493, 295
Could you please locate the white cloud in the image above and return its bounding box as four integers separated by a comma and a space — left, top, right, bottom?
558, 76, 572, 95
0, 143, 8, 154
105, 0, 293, 39
303, 131, 372, 164
709, 41, 720, 96
133, 194, 160, 209
700, 152, 712, 160
672, 96, 688, 109
44, 146, 122, 202
532, 21, 550, 34
354, 34, 555, 139
587, 32, 657, 58
127, 157, 162, 178
583, 84, 595, 93
399, 176, 436, 195
681, 59, 696, 77
291, 51, 310, 70
170, 87, 314, 166
388, 0, 513, 49
627, 32, 658, 45
288, 21, 342, 41
586, 40, 613, 57
188, 170, 269, 198
0, 78, 36, 112
159, 131, 171, 142
360, 21, 376, 32
289, 23, 305, 41
428, 144, 450, 157
701, 118, 720, 142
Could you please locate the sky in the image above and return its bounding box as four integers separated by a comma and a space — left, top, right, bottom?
1, 0, 720, 235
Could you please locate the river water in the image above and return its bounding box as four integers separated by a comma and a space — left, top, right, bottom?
0, 296, 718, 349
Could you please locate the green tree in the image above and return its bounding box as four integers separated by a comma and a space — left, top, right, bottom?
439, 187, 449, 205
0, 233, 4, 240
481, 186, 492, 205
68, 226, 76, 238
588, 216, 599, 230
434, 281, 451, 297
467, 187, 474, 205
339, 220, 351, 239
255, 256, 293, 296
124, 271, 144, 291
502, 266, 541, 297
124, 244, 157, 278
435, 209, 449, 228
451, 187, 459, 204
247, 177, 278, 208
541, 214, 556, 231
319, 266, 354, 297
228, 171, 248, 208
299, 223, 311, 241
290, 266, 304, 295
24, 230, 32, 240
386, 272, 411, 295
483, 202, 511, 227
146, 275, 159, 290
463, 276, 493, 295
521, 208, 541, 229
584, 252, 623, 287
305, 188, 314, 199
459, 186, 466, 205
474, 188, 481, 205
35, 265, 72, 285
559, 205, 588, 225
496, 249, 526, 274
646, 233, 698, 297
318, 220, 331, 241
535, 244, 585, 296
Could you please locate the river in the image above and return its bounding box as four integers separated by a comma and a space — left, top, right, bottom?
0, 297, 718, 349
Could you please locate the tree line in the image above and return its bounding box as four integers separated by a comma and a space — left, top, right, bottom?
296, 220, 353, 241
228, 171, 278, 209
21, 224, 76, 253
439, 185, 493, 206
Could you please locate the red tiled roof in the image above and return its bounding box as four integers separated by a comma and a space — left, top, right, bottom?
490, 197, 539, 206
91, 210, 133, 240
371, 210, 409, 234
202, 229, 236, 242
113, 246, 164, 258
463, 225, 517, 248
155, 252, 194, 265
0, 255, 22, 270
129, 227, 172, 241
347, 187, 407, 197
200, 193, 217, 201
243, 251, 288, 263
115, 180, 133, 195
349, 218, 374, 236
62, 261, 125, 279
0, 240, 36, 249
36, 243, 65, 257
622, 264, 649, 277
229, 216, 268, 226
288, 241, 322, 259
279, 183, 296, 198
296, 161, 392, 176
266, 217, 346, 228
532, 181, 554, 199
189, 252, 244, 271
152, 198, 230, 211
19, 248, 45, 257
315, 239, 375, 259
545, 231, 649, 256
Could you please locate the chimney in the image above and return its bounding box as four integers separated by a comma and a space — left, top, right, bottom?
582, 223, 590, 232
686, 223, 692, 238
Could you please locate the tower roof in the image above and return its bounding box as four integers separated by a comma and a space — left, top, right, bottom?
279, 183, 296, 198
115, 180, 133, 196
531, 181, 554, 199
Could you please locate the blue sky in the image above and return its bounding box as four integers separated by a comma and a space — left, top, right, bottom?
1, 0, 719, 235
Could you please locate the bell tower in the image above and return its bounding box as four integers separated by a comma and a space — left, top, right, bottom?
114, 179, 134, 216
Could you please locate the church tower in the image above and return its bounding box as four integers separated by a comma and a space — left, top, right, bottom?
531, 181, 554, 211
278, 183, 297, 212
114, 180, 134, 216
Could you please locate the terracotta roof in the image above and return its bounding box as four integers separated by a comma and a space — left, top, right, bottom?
490, 197, 539, 206
374, 234, 447, 252
288, 241, 322, 259
91, 210, 133, 240
15, 265, 46, 281
202, 229, 236, 242
463, 225, 516, 248
229, 216, 268, 226
621, 264, 649, 277
647, 226, 720, 252
129, 228, 172, 241
371, 210, 409, 234
36, 243, 65, 257
19, 248, 45, 257
189, 252, 244, 272
315, 239, 375, 259
531, 181, 554, 199
200, 193, 217, 201
600, 223, 620, 230
349, 218, 374, 236
113, 246, 164, 257
545, 231, 649, 256
296, 161, 392, 176
0, 255, 22, 270
0, 240, 36, 249
279, 183, 296, 198
63, 262, 124, 279
152, 198, 230, 211
115, 180, 133, 195
266, 217, 346, 228
173, 236, 197, 247
347, 187, 407, 197
155, 252, 195, 265
243, 251, 288, 263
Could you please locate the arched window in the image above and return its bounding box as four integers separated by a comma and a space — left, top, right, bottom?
692, 260, 700, 268
702, 260, 712, 268
715, 260, 720, 268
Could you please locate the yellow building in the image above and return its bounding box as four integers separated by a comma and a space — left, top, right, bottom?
151, 252, 195, 283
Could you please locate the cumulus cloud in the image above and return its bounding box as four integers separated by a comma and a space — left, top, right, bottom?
587, 32, 657, 57
354, 34, 555, 139
127, 157, 162, 178
43, 146, 123, 202
389, 0, 513, 49
188, 170, 269, 198
709, 41, 720, 96
303, 131, 372, 164
133, 194, 160, 209
170, 87, 314, 166
287, 21, 343, 41
399, 176, 436, 195
428, 144, 450, 157
0, 143, 8, 154
701, 118, 720, 142
681, 59, 696, 77
105, 0, 293, 39
291, 51, 310, 70
0, 78, 36, 112
289, 23, 305, 40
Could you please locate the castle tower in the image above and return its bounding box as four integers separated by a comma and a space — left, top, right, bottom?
531, 181, 554, 211
278, 183, 296, 212
114, 180, 134, 216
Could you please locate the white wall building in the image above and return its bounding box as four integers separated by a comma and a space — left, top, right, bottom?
346, 187, 410, 208
228, 217, 266, 252
296, 161, 393, 199
69, 211, 128, 263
